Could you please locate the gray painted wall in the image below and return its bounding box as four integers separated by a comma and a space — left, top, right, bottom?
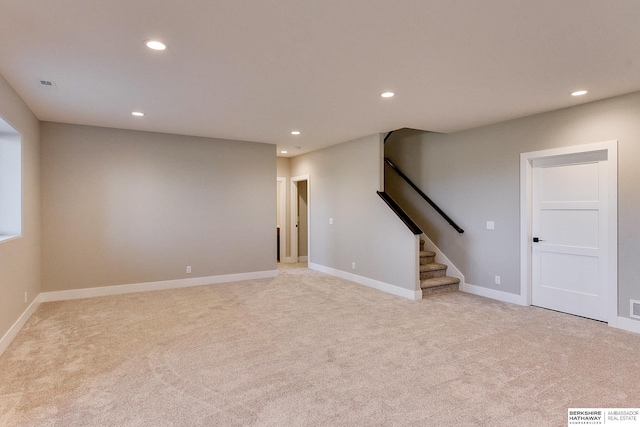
40, 122, 276, 292
0, 74, 41, 341
291, 134, 417, 291
276, 157, 290, 178
385, 91, 640, 319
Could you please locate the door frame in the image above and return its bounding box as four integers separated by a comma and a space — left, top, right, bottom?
290, 175, 310, 263
276, 177, 287, 263
520, 140, 618, 324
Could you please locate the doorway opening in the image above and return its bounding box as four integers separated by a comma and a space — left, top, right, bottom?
291, 175, 309, 263
276, 177, 286, 262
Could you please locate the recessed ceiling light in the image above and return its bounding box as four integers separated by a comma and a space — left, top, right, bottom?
291, 131, 301, 135
145, 40, 167, 51
131, 111, 145, 117
281, 150, 288, 154
571, 90, 588, 97
381, 92, 395, 98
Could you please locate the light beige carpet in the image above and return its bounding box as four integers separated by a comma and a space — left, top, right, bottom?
1, 264, 640, 426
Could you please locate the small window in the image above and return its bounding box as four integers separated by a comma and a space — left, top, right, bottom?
0, 116, 21, 243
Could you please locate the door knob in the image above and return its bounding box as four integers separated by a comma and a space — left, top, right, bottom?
533, 237, 544, 243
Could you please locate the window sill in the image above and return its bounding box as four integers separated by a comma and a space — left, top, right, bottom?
0, 234, 20, 244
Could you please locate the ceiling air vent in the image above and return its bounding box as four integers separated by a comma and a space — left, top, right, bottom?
38, 79, 57, 89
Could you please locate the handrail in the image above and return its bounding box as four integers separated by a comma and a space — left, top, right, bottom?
384, 157, 464, 233
376, 191, 423, 235
383, 131, 394, 143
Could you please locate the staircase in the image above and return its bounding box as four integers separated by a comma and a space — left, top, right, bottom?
420, 240, 460, 297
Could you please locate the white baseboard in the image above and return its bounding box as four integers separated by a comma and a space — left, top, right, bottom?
0, 295, 42, 357
462, 284, 640, 335
1, 270, 278, 357
462, 282, 527, 306
616, 316, 640, 334
40, 270, 279, 302
309, 263, 422, 301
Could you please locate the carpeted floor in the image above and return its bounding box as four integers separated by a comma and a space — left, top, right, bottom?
1, 264, 640, 426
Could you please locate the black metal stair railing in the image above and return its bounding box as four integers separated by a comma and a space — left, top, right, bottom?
384, 157, 464, 234
376, 191, 423, 235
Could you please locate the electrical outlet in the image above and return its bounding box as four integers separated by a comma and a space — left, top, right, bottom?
352, 262, 356, 270
186, 266, 192, 274
329, 218, 334, 225
495, 275, 501, 285
487, 221, 495, 230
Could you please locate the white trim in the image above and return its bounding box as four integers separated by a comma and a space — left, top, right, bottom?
0, 235, 20, 244
1, 270, 278, 356
462, 283, 640, 336
309, 262, 422, 301
520, 153, 534, 306
290, 179, 298, 262
421, 233, 465, 286
40, 270, 278, 302
462, 282, 527, 306
413, 235, 421, 292
616, 317, 640, 335
3, 268, 638, 358
520, 140, 618, 324
378, 132, 385, 192
0, 294, 42, 357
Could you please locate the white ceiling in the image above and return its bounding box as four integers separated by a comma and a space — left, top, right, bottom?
1, 1, 639, 156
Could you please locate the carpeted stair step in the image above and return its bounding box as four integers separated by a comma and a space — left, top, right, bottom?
420, 262, 447, 280
420, 250, 435, 265
421, 276, 460, 297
